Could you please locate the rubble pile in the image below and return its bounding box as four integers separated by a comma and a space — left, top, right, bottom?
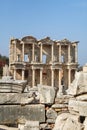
53, 71, 87, 130
1, 71, 87, 130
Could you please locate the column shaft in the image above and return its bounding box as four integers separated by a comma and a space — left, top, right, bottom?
68, 69, 71, 87
59, 45, 61, 62
22, 43, 24, 61
22, 69, 25, 80
15, 42, 16, 61
14, 69, 16, 80
40, 44, 42, 62
28, 70, 30, 82
75, 44, 78, 63
40, 69, 43, 85
58, 69, 61, 87
32, 69, 35, 87
51, 44, 54, 62
68, 44, 71, 62
32, 44, 35, 62
51, 69, 54, 87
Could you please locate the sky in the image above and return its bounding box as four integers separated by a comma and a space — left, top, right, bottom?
0, 0, 87, 66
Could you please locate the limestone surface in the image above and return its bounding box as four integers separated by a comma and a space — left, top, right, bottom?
0, 104, 45, 124
38, 85, 55, 104
69, 99, 87, 117
67, 71, 87, 96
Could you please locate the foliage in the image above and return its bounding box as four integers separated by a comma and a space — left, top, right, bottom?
0, 54, 9, 76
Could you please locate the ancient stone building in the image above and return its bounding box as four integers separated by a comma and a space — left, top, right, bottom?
9, 36, 79, 89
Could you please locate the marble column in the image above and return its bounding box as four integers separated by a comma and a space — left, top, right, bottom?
22, 69, 25, 80
22, 42, 24, 61
58, 69, 61, 87
59, 45, 61, 62
75, 44, 78, 63
51, 69, 54, 87
57, 69, 63, 95
14, 69, 16, 80
14, 41, 17, 62
40, 68, 43, 85
32, 68, 35, 87
40, 44, 42, 63
51, 44, 54, 62
28, 70, 30, 82
68, 44, 71, 63
68, 69, 71, 88
32, 44, 35, 62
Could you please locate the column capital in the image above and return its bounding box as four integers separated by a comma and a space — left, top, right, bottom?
51, 68, 55, 70
67, 68, 71, 70
20, 41, 24, 44
12, 40, 17, 44
40, 68, 43, 70
50, 66, 55, 70
31, 66, 36, 70
38, 42, 42, 45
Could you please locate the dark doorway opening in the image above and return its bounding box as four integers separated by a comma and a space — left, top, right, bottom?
79, 116, 85, 123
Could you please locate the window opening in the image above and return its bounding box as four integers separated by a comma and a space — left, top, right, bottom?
42, 54, 47, 63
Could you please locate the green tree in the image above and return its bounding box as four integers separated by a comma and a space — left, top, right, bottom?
0, 54, 9, 77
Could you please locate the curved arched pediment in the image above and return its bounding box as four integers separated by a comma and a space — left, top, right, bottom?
21, 36, 37, 43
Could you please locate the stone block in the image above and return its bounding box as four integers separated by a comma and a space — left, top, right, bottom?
38, 85, 55, 104
53, 113, 80, 130
0, 93, 34, 104
83, 117, 87, 130
46, 108, 57, 123
69, 99, 87, 117
0, 104, 45, 124
24, 121, 39, 130
67, 72, 87, 96
63, 118, 83, 130
53, 113, 70, 130
0, 125, 18, 130
76, 94, 87, 101
52, 104, 68, 109
55, 95, 73, 104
